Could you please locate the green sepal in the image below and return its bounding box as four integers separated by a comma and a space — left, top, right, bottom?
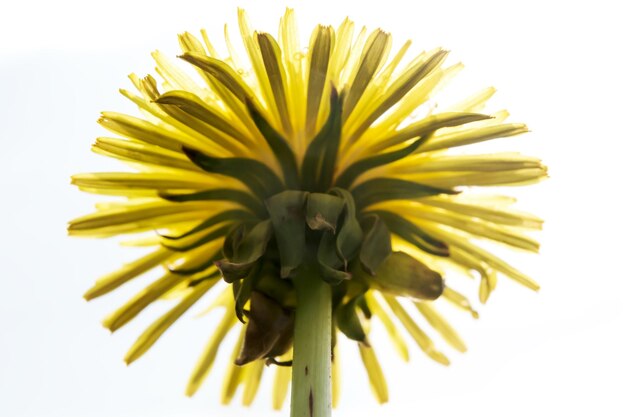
222, 220, 258, 259
235, 291, 294, 366
179, 52, 254, 103
318, 263, 351, 285
216, 220, 273, 283
372, 210, 449, 257
265, 191, 308, 278
167, 249, 222, 276
357, 295, 372, 319
183, 147, 284, 200
305, 26, 332, 136
187, 270, 221, 287
256, 32, 293, 138
246, 99, 299, 189
317, 232, 351, 285
155, 90, 249, 142
342, 30, 390, 120
214, 260, 255, 283
359, 214, 392, 274
256, 268, 297, 309
139, 78, 243, 150
358, 251, 444, 301
334, 133, 433, 189
301, 87, 343, 192
331, 188, 363, 267
351, 178, 457, 209
336, 295, 369, 344
233, 263, 263, 323
98, 111, 182, 152
231, 279, 242, 313
161, 224, 232, 252
222, 222, 248, 259
347, 49, 450, 142
159, 188, 266, 218
306, 193, 345, 233
373, 112, 493, 151
160, 209, 255, 241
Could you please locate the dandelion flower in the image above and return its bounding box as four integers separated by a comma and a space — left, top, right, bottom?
69, 8, 546, 417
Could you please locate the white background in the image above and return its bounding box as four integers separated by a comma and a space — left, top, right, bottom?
1, 0, 625, 416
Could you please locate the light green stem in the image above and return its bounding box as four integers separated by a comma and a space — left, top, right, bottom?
290, 266, 332, 417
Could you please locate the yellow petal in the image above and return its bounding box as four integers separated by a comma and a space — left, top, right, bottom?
92, 137, 200, 172
68, 201, 219, 237
415, 302, 467, 352
102, 272, 188, 332
71, 172, 218, 191
442, 286, 480, 319
422, 223, 541, 291
242, 360, 265, 406
125, 278, 217, 364
200, 29, 220, 58
305, 25, 333, 138
479, 270, 498, 304
272, 351, 292, 410
186, 302, 238, 396
327, 18, 355, 87
383, 295, 450, 365
358, 343, 388, 404
279, 8, 306, 136
366, 292, 410, 361
237, 8, 282, 129
84, 246, 172, 300
446, 86, 496, 113
99, 111, 213, 154
348, 48, 449, 145
152, 49, 206, 98
343, 29, 391, 119
420, 195, 543, 229
257, 32, 293, 136
419, 123, 529, 152
402, 204, 540, 252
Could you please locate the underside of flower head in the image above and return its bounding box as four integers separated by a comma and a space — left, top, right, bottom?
69, 8, 546, 408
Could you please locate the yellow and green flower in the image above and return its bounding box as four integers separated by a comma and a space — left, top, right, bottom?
69, 8, 545, 416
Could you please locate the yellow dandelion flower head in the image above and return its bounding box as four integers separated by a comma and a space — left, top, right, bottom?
69, 8, 546, 408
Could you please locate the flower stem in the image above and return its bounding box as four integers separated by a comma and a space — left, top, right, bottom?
290, 265, 332, 417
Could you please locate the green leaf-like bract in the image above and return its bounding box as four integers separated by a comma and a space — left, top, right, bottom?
168, 249, 223, 276
372, 210, 449, 257
351, 178, 456, 209
301, 88, 343, 192
359, 214, 392, 274
233, 263, 263, 323
317, 231, 351, 285
156, 90, 250, 143
265, 191, 308, 278
246, 99, 300, 189
216, 220, 273, 283
161, 224, 233, 252
331, 188, 363, 267
159, 188, 266, 218
335, 134, 432, 189
336, 295, 368, 344
306, 193, 345, 233
361, 252, 444, 300
179, 52, 254, 103
183, 147, 284, 200
159, 209, 255, 240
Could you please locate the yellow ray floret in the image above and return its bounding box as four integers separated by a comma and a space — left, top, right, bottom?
70, 7, 545, 409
